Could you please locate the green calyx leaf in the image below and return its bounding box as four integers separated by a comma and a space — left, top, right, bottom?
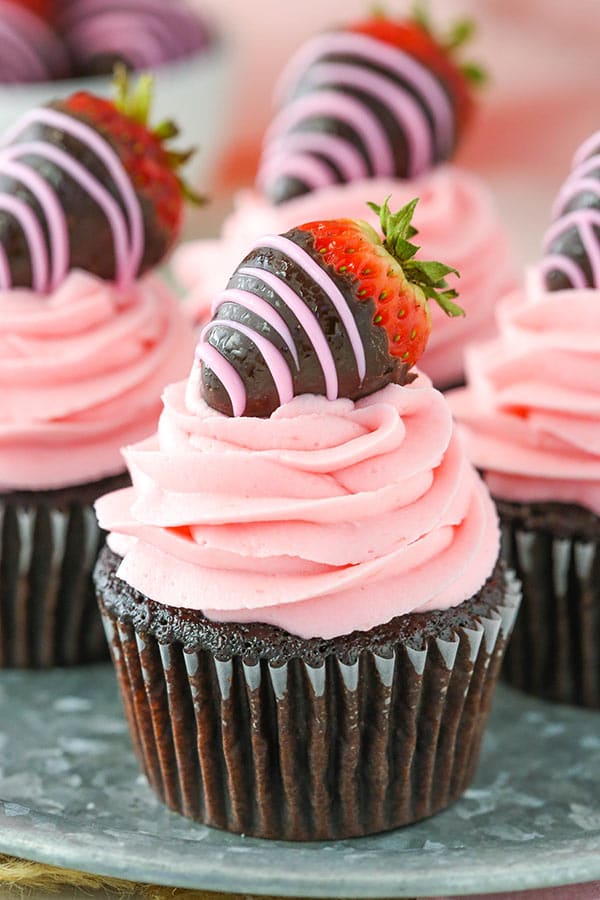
408, 5, 487, 91
461, 61, 488, 87
370, 3, 388, 19
178, 177, 207, 206
111, 65, 204, 208
113, 64, 154, 125
410, 0, 431, 33
368, 196, 465, 318
445, 17, 475, 50
367, 195, 419, 256
154, 119, 180, 141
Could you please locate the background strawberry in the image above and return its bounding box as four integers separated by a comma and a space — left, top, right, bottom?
198, 197, 463, 417
0, 69, 200, 292
301, 197, 463, 369
350, 8, 484, 135
257, 8, 485, 205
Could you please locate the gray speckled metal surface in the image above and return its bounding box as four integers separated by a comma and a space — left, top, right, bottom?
0, 665, 598, 898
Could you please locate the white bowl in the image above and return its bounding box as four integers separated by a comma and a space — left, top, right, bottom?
0, 42, 233, 189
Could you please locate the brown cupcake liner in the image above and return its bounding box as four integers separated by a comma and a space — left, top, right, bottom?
500, 511, 600, 708
98, 569, 521, 841
0, 476, 127, 668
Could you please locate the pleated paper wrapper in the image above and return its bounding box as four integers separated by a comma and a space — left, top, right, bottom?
0, 476, 127, 668
99, 566, 521, 841
501, 514, 599, 709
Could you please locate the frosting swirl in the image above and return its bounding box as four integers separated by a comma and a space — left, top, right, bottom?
449, 274, 600, 515
0, 270, 195, 491
174, 166, 516, 389
96, 371, 499, 639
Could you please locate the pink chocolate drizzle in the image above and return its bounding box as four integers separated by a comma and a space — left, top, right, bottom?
539, 130, 600, 288
197, 233, 368, 416
257, 30, 455, 194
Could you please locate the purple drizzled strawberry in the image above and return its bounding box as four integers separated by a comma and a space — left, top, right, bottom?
541, 129, 600, 291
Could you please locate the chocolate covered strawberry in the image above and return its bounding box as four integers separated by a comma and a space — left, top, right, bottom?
257, 8, 484, 204
0, 68, 200, 292
541, 130, 600, 291
197, 197, 463, 417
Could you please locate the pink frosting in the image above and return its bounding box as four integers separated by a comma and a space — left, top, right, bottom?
0, 270, 196, 491
96, 371, 499, 639
449, 275, 600, 516
173, 166, 516, 389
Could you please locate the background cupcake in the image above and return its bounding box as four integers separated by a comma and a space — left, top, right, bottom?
0, 75, 196, 666
95, 199, 520, 839
449, 132, 600, 708
173, 7, 516, 391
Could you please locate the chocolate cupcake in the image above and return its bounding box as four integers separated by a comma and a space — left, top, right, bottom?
0, 76, 196, 667
449, 131, 600, 708
95, 198, 520, 839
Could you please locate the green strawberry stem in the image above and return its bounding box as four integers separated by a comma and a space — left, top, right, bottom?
411, 0, 431, 33
367, 196, 465, 317
113, 64, 154, 125
112, 65, 205, 206
409, 1, 487, 88
370, 3, 387, 19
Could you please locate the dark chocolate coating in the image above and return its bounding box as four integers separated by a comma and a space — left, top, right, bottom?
264, 45, 456, 206
200, 227, 411, 417
544, 144, 600, 291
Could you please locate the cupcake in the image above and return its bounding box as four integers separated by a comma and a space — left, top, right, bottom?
0, 0, 69, 84
449, 132, 600, 708
0, 74, 196, 667
173, 7, 516, 391
95, 197, 520, 839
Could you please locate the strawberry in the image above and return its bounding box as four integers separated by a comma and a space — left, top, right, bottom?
257, 8, 485, 205
0, 68, 201, 292
197, 197, 463, 417
300, 197, 462, 369
350, 9, 483, 135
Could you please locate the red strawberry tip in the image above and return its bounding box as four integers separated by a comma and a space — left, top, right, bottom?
367, 196, 465, 317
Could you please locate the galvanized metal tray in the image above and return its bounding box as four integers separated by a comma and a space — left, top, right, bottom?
0, 665, 598, 897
